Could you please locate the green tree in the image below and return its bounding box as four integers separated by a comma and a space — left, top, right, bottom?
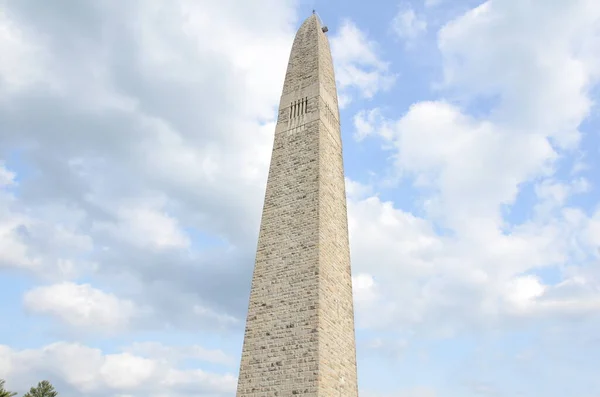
0, 379, 17, 397
22, 381, 57, 397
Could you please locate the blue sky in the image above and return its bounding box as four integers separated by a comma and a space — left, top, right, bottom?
1, 0, 600, 396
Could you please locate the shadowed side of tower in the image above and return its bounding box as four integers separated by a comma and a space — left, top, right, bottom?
236, 14, 358, 397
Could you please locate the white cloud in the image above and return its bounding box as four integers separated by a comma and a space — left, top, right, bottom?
424, 0, 443, 8
0, 0, 299, 331
0, 9, 52, 94
192, 304, 240, 328
533, 177, 590, 218
438, 0, 600, 149
330, 19, 397, 106
0, 162, 15, 187
353, 108, 385, 141
345, 0, 600, 336
92, 197, 190, 251
345, 177, 374, 200
352, 273, 380, 309
0, 342, 236, 397
347, 188, 600, 335
357, 101, 557, 230
0, 166, 94, 277
124, 342, 234, 367
361, 387, 437, 397
101, 353, 157, 390
0, 163, 35, 269
0, 210, 37, 270
363, 336, 408, 362
391, 4, 427, 44
503, 275, 546, 311
23, 282, 141, 332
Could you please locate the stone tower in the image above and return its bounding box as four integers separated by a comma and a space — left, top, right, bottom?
236, 13, 359, 397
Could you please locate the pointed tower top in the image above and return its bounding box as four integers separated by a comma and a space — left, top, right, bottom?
280, 10, 337, 101
307, 10, 328, 33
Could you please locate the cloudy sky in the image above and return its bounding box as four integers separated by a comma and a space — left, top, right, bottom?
1, 0, 600, 396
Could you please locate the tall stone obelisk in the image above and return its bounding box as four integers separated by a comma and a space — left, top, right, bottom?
236, 13, 358, 397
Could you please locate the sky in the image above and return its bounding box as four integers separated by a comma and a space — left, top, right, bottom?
1, 0, 600, 396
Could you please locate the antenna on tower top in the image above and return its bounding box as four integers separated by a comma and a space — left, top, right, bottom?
313, 10, 328, 33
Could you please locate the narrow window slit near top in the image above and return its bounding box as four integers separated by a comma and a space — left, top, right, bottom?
289, 98, 311, 119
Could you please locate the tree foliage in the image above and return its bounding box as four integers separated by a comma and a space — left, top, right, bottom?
22, 381, 58, 397
0, 379, 17, 397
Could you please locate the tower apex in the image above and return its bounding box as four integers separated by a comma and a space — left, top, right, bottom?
311, 10, 328, 33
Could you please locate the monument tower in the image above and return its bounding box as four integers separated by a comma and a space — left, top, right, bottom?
236, 12, 359, 396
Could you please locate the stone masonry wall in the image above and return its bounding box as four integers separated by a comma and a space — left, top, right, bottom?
315, 17, 358, 397
236, 14, 358, 397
